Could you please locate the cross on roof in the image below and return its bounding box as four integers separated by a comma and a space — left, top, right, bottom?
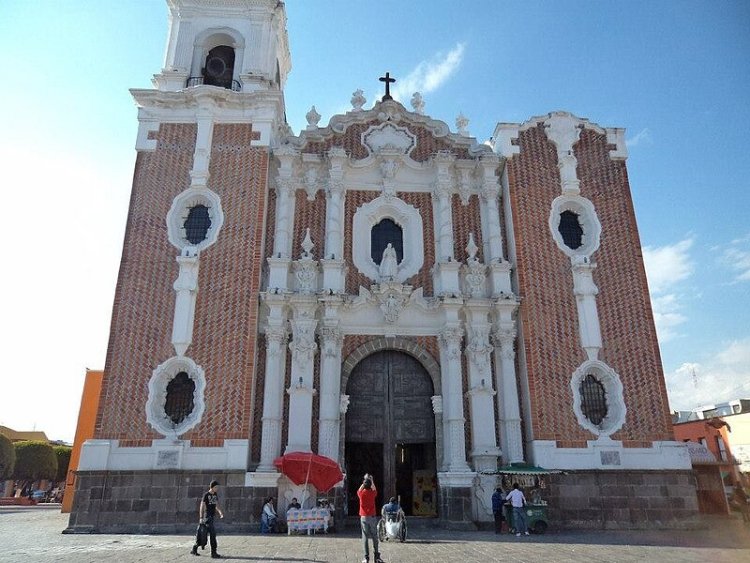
379, 72, 396, 101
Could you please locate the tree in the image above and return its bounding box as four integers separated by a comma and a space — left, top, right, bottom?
53, 446, 72, 483
0, 434, 15, 480
12, 441, 57, 482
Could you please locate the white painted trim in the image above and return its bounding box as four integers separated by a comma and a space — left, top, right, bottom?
570, 360, 627, 437
437, 471, 477, 487
167, 187, 225, 252
530, 439, 692, 470
77, 439, 249, 471
146, 356, 207, 438
352, 195, 424, 283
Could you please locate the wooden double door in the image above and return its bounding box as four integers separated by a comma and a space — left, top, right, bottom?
345, 351, 436, 516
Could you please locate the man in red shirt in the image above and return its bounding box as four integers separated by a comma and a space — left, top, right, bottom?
357, 473, 383, 563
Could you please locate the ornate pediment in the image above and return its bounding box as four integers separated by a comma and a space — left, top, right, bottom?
362, 122, 416, 157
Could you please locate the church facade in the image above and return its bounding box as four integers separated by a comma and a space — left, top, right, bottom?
67, 0, 698, 533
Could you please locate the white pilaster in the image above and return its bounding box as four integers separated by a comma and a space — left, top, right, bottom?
258, 308, 289, 471
439, 313, 471, 472
322, 147, 348, 292
571, 257, 602, 360
464, 302, 501, 471
286, 297, 318, 453
317, 320, 343, 462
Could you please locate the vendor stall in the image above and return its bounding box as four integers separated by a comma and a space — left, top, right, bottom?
481, 463, 562, 534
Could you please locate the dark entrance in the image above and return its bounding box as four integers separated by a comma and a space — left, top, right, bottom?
345, 350, 437, 516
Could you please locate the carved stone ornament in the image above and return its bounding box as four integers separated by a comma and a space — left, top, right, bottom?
265, 326, 289, 358
351, 89, 366, 111
466, 327, 493, 373
373, 282, 412, 323
431, 395, 443, 415
411, 92, 425, 114
462, 233, 486, 298
456, 166, 474, 206
492, 326, 517, 360
439, 327, 463, 361
292, 228, 318, 294
362, 122, 416, 157
289, 322, 318, 366
339, 394, 350, 415
303, 166, 319, 201
306, 105, 321, 130
319, 326, 342, 357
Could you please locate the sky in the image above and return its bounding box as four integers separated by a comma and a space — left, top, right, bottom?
0, 1, 748, 443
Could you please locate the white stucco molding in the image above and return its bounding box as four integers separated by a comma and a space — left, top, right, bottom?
352, 195, 424, 283
78, 439, 249, 471
362, 122, 417, 157
548, 194, 601, 259
146, 356, 207, 438
530, 439, 691, 470
167, 187, 225, 252
570, 359, 626, 437
492, 111, 628, 161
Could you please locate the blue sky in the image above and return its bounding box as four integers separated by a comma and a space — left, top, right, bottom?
0, 1, 748, 443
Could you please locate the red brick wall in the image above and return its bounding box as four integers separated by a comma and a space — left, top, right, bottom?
96, 123, 270, 445
508, 124, 673, 445
452, 194, 483, 261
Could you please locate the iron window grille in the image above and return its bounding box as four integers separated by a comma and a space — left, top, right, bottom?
580, 373, 607, 426
164, 372, 196, 426
184, 204, 212, 245
558, 210, 583, 250
371, 218, 403, 265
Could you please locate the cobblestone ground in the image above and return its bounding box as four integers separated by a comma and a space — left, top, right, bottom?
2, 505, 749, 563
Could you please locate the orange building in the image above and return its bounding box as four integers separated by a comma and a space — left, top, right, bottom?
61, 370, 103, 513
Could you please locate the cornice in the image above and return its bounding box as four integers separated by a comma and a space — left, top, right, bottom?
130, 86, 284, 112
167, 0, 281, 17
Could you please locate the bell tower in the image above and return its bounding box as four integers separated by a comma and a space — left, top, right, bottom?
154, 0, 291, 93
67, 0, 292, 534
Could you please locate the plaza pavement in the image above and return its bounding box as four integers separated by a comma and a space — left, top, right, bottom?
1, 505, 749, 563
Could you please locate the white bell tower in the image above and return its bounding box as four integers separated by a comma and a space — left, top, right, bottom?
153, 0, 291, 93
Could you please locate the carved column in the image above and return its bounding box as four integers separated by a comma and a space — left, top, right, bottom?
431, 395, 445, 472
286, 298, 318, 453
258, 321, 289, 471
492, 322, 524, 464
438, 326, 471, 472
269, 146, 298, 290
171, 250, 200, 356
478, 154, 503, 262
317, 323, 343, 461
464, 305, 501, 471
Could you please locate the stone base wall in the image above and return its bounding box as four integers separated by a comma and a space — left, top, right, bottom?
65, 471, 274, 534
545, 470, 700, 530
438, 486, 475, 530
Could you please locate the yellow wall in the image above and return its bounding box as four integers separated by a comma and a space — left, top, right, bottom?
727, 412, 750, 477
61, 369, 103, 513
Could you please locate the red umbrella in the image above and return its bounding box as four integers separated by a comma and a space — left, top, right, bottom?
273, 452, 343, 492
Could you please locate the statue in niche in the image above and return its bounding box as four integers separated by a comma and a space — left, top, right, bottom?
378, 243, 399, 280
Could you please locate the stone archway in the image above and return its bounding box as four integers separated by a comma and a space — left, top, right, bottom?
343, 347, 439, 517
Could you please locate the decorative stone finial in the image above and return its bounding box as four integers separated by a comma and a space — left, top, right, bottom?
301, 227, 314, 259
411, 92, 425, 114
456, 113, 469, 136
351, 89, 366, 111
306, 106, 321, 130
466, 233, 479, 262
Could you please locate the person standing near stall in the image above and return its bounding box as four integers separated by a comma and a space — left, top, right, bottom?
491, 485, 507, 534
506, 483, 529, 537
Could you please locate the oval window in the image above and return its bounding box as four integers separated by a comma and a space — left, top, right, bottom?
580, 373, 607, 426
164, 372, 196, 425
184, 204, 212, 245
558, 210, 583, 250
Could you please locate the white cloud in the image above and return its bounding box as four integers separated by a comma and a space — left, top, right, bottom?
720, 234, 750, 283
625, 127, 653, 148
666, 338, 750, 411
642, 238, 694, 342
642, 238, 694, 294
391, 43, 465, 103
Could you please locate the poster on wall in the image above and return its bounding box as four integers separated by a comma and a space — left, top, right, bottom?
412, 470, 437, 516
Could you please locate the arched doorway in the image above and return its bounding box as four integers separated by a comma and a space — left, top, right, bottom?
345, 350, 437, 517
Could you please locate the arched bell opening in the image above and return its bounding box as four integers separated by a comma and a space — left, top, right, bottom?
203, 45, 235, 89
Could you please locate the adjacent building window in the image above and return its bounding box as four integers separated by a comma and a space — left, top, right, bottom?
184, 204, 212, 245
371, 218, 403, 265
717, 436, 728, 461
580, 373, 607, 426
558, 210, 583, 250
164, 372, 196, 426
